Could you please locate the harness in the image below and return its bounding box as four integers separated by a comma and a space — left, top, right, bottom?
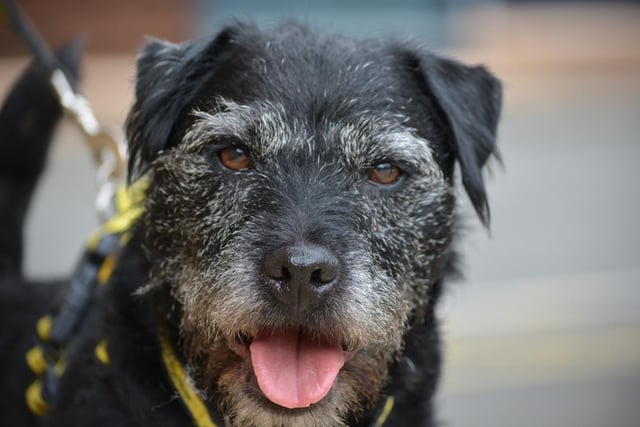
24, 178, 395, 426
25, 178, 149, 416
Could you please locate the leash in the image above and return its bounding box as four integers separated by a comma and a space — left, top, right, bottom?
2, 0, 126, 221
5, 0, 132, 414
25, 178, 149, 416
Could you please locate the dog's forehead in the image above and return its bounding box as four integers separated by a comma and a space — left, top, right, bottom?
179, 30, 440, 172
195, 26, 419, 129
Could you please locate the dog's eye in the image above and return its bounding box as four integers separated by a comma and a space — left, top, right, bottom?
219, 146, 250, 171
369, 163, 401, 185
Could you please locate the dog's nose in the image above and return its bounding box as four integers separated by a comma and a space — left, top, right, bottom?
263, 242, 339, 310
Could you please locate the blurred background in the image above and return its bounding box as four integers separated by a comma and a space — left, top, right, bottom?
1, 0, 639, 425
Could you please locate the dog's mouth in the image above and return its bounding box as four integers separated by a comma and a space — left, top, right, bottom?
227, 327, 355, 409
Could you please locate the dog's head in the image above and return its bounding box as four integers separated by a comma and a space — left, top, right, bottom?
126, 23, 501, 426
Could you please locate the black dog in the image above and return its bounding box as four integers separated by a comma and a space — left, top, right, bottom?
0, 23, 501, 426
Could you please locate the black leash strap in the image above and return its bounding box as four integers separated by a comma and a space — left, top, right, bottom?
2, 0, 74, 83
2, 0, 127, 186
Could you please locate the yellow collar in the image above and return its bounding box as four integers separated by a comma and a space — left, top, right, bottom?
155, 309, 222, 427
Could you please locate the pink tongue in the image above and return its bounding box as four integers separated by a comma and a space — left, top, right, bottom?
249, 330, 345, 409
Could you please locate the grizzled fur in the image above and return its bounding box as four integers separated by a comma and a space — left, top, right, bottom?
0, 23, 501, 427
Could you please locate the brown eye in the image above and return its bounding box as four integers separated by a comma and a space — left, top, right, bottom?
219, 146, 250, 170
369, 163, 401, 185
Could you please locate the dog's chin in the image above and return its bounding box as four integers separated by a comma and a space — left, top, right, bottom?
225, 376, 347, 427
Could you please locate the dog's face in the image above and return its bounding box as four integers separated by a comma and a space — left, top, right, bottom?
126, 24, 500, 426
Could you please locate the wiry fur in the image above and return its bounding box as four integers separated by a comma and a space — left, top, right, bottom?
0, 23, 501, 427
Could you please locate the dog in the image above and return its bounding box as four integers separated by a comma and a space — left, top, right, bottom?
0, 23, 501, 426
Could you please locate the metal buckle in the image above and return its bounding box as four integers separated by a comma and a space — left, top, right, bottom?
49, 69, 127, 221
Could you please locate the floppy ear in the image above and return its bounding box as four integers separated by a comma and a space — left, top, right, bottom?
126, 28, 238, 178
418, 54, 502, 225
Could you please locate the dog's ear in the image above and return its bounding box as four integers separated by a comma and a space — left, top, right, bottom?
412, 52, 502, 225
126, 28, 238, 178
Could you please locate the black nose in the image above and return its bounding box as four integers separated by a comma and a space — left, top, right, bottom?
263, 242, 339, 311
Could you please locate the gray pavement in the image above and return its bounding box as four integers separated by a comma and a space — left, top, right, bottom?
437, 73, 640, 426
